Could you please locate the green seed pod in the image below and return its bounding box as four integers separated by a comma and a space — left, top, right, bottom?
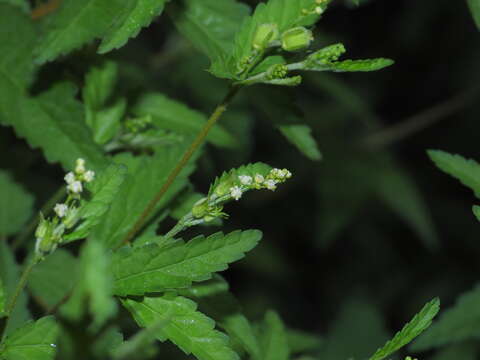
281, 27, 313, 52
253, 23, 279, 50
214, 174, 235, 197
192, 198, 209, 218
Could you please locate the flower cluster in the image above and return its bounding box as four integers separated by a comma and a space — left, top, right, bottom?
230, 168, 292, 201
35, 159, 95, 257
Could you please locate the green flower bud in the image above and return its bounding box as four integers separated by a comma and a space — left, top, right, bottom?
266, 64, 288, 80
192, 198, 209, 219
281, 27, 313, 52
35, 213, 50, 239
63, 206, 80, 229
214, 174, 235, 197
253, 23, 279, 50
307, 43, 345, 64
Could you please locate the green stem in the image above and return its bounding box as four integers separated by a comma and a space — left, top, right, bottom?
4, 257, 39, 317
119, 86, 241, 248
11, 186, 66, 250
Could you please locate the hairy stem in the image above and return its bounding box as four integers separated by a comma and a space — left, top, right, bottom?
119, 86, 241, 247
11, 186, 66, 251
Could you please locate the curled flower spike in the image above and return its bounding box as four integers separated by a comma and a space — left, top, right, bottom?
230, 186, 242, 201
54, 203, 68, 218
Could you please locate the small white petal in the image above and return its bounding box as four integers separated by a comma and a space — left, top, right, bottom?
64, 172, 75, 185
68, 181, 83, 194
254, 174, 265, 183
230, 186, 242, 200
84, 170, 95, 182
265, 179, 277, 191
54, 203, 68, 218
238, 175, 253, 186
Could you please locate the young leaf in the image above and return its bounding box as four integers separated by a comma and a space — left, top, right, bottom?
89, 145, 197, 249
112, 229, 262, 296
98, 0, 169, 54
27, 249, 78, 310
60, 240, 117, 331
278, 124, 322, 161
0, 242, 30, 336
64, 164, 127, 242
258, 310, 290, 360
368, 297, 440, 360
132, 93, 236, 148
0, 171, 34, 237
169, 0, 250, 67
467, 0, 480, 30
428, 150, 480, 199
0, 316, 59, 360
123, 294, 240, 360
411, 286, 480, 351
34, 0, 126, 63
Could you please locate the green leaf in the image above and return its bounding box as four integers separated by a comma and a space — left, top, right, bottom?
0, 81, 108, 172
0, 171, 34, 237
179, 276, 261, 359
319, 298, 390, 360
0, 0, 29, 13
0, 316, 59, 360
90, 146, 197, 249
27, 249, 78, 310
278, 124, 322, 161
303, 57, 394, 73
60, 240, 117, 331
98, 0, 169, 54
0, 242, 30, 336
83, 61, 124, 145
428, 150, 480, 199
411, 286, 480, 351
112, 229, 262, 296
258, 310, 290, 360
34, 0, 126, 63
123, 294, 239, 360
0, 4, 37, 90
369, 297, 440, 360
467, 0, 480, 30
169, 0, 250, 67
132, 93, 236, 148
473, 205, 480, 221
64, 164, 127, 242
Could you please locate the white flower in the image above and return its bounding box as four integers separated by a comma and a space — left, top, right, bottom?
254, 174, 265, 184
67, 181, 83, 194
265, 179, 277, 191
230, 186, 242, 201
54, 203, 68, 218
238, 175, 253, 186
315, 6, 323, 15
283, 169, 292, 178
64, 172, 76, 185
75, 158, 86, 174
83, 170, 95, 182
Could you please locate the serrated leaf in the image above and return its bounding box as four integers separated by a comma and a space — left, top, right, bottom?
99, 0, 169, 54
369, 297, 440, 360
169, 0, 249, 68
0, 171, 34, 237
64, 164, 127, 242
112, 229, 262, 296
0, 316, 59, 360
123, 294, 240, 360
27, 249, 78, 310
278, 124, 322, 161
258, 310, 290, 360
90, 145, 197, 249
132, 93, 236, 148
179, 276, 261, 359
0, 242, 30, 336
0, 81, 108, 172
411, 286, 480, 351
60, 240, 117, 331
34, 0, 126, 63
429, 150, 480, 199
467, 0, 480, 30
